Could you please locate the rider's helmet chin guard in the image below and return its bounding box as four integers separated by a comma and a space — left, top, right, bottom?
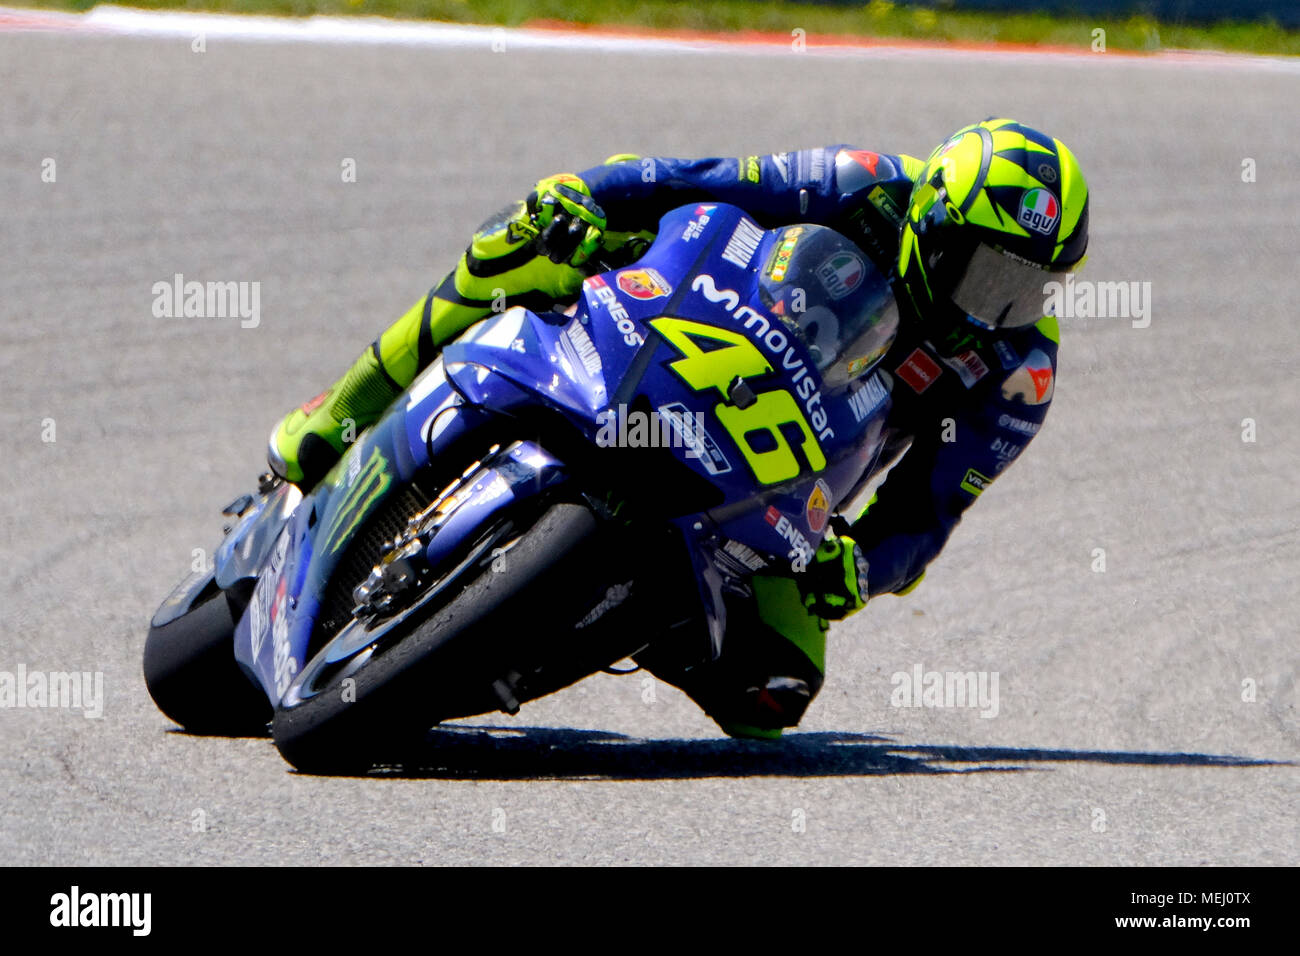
897, 118, 1090, 356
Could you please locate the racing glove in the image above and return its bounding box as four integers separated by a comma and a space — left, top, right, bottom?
524, 173, 608, 267
452, 174, 607, 306
798, 533, 870, 620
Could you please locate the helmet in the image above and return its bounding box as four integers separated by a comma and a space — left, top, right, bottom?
897, 118, 1089, 354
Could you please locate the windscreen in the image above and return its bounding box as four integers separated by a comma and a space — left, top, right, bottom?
756, 225, 899, 387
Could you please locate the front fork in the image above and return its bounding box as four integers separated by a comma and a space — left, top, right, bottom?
349, 440, 568, 624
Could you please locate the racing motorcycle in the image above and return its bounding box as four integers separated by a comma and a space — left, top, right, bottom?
143, 202, 900, 772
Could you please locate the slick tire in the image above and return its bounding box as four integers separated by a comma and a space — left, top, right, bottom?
143, 584, 273, 736
271, 502, 603, 774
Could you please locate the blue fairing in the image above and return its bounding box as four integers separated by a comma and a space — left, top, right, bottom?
448, 205, 894, 554
225, 202, 897, 705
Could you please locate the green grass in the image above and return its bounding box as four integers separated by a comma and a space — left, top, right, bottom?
24, 0, 1300, 56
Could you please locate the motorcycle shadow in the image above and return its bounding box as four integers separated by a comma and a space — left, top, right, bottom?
352, 726, 1283, 780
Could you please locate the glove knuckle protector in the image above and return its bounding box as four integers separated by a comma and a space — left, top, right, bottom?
799, 532, 869, 621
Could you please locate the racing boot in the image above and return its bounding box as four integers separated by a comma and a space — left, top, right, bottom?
267, 341, 404, 488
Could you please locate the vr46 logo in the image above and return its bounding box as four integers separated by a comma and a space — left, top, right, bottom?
649, 317, 825, 485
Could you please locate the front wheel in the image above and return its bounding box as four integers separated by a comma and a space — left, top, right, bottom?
271, 501, 614, 773
143, 577, 272, 735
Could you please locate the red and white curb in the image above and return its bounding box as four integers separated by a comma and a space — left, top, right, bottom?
2, 4, 1297, 73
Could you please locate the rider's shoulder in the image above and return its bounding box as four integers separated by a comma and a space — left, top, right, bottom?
977, 318, 1060, 408
826, 146, 924, 194
992, 316, 1060, 369
1030, 314, 1060, 350
1010, 314, 1060, 356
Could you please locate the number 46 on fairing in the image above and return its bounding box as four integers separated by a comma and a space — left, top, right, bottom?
649, 317, 826, 485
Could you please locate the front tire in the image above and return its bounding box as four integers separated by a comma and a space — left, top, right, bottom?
271, 501, 607, 773
143, 580, 272, 735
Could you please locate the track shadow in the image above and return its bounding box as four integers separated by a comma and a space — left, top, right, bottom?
166, 726, 271, 739
346, 726, 1286, 780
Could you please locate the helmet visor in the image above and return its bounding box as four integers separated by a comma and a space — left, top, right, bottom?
950, 242, 1071, 330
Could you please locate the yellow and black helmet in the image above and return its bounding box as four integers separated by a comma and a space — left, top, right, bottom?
897, 118, 1089, 343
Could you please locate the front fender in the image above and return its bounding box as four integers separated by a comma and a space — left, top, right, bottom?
151, 480, 303, 631
213, 481, 302, 592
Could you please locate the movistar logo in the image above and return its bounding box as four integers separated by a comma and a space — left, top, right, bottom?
321, 446, 391, 555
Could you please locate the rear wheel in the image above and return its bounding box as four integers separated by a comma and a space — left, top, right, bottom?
271, 501, 622, 773
143, 578, 272, 735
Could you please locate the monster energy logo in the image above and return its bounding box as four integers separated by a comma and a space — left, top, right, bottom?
321, 447, 392, 555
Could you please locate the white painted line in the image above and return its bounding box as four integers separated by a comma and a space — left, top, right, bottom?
1, 5, 1297, 74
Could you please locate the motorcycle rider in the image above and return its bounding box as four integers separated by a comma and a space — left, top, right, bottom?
268, 118, 1089, 738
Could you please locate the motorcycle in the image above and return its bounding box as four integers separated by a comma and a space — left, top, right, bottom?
143, 202, 901, 772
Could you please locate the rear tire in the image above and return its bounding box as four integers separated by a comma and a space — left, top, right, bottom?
271, 501, 608, 773
143, 582, 272, 735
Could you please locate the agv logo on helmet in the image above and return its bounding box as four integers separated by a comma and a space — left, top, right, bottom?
1018, 188, 1061, 236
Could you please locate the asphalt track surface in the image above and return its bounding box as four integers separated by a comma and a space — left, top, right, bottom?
1, 15, 1297, 867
